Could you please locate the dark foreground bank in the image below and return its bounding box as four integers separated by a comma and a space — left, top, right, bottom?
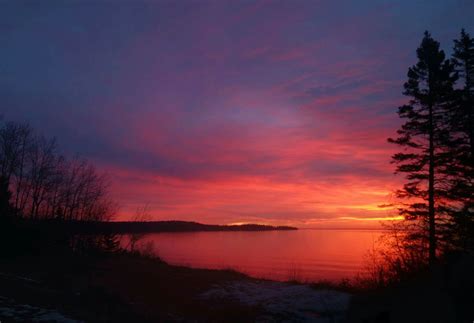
0, 252, 262, 322
2, 252, 473, 323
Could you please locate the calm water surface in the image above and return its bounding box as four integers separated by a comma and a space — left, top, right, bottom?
133, 229, 384, 282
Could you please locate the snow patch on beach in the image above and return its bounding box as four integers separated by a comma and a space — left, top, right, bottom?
0, 296, 80, 322
0, 272, 41, 284
201, 281, 351, 322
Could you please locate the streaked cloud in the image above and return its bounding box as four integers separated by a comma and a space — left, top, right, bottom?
1, 0, 472, 227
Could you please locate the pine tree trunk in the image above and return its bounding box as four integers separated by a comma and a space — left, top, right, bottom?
428, 103, 437, 265
469, 99, 474, 167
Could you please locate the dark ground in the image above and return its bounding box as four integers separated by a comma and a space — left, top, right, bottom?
2, 251, 474, 322
0, 253, 260, 322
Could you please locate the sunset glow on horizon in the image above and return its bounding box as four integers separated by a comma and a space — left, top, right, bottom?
2, 1, 473, 228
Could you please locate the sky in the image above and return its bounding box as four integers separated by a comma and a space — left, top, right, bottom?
1, 0, 473, 228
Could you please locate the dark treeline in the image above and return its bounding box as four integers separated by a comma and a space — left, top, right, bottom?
0, 120, 115, 222
28, 220, 297, 234
0, 119, 119, 257
381, 29, 474, 280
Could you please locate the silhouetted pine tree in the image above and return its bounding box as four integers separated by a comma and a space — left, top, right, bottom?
447, 29, 474, 252
453, 29, 474, 158
389, 32, 457, 265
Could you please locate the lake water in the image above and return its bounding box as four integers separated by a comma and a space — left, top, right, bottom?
132, 229, 384, 283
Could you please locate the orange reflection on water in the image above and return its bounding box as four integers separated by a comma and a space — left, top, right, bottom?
131, 229, 384, 282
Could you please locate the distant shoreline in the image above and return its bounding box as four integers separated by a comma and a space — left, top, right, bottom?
102, 221, 298, 233
16, 219, 298, 234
